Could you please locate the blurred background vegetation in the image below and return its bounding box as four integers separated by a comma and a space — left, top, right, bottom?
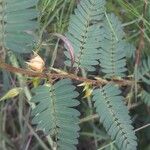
0, 0, 150, 150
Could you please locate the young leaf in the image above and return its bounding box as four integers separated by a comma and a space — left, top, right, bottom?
78, 82, 93, 99
0, 87, 22, 101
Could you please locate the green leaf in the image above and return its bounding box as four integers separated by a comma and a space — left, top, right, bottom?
65, 0, 106, 71
138, 57, 150, 85
0, 0, 38, 53
99, 13, 127, 78
31, 79, 80, 150
141, 90, 150, 106
92, 83, 137, 150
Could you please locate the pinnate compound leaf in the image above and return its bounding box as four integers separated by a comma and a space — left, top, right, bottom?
138, 57, 150, 85
31, 79, 80, 150
0, 0, 38, 53
65, 0, 106, 71
141, 90, 150, 106
92, 83, 137, 150
99, 13, 127, 78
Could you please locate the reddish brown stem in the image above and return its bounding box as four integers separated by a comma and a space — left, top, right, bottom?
0, 61, 133, 86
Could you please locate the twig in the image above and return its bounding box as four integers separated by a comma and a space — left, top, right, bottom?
24, 135, 32, 150
0, 61, 134, 86
79, 114, 99, 124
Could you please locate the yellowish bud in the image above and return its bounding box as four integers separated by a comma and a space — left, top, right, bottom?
78, 82, 93, 99
26, 53, 45, 72
0, 88, 22, 101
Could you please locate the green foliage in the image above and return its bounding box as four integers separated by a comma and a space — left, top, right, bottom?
1, 0, 150, 150
38, 0, 75, 33
0, 0, 38, 53
138, 57, 150, 85
65, 0, 106, 71
65, 0, 127, 77
125, 43, 136, 59
31, 79, 80, 150
92, 83, 137, 150
99, 13, 127, 78
141, 90, 150, 106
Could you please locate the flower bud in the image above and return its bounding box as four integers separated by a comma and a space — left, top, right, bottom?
26, 53, 45, 72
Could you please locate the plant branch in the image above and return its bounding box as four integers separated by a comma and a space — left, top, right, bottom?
0, 60, 134, 86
